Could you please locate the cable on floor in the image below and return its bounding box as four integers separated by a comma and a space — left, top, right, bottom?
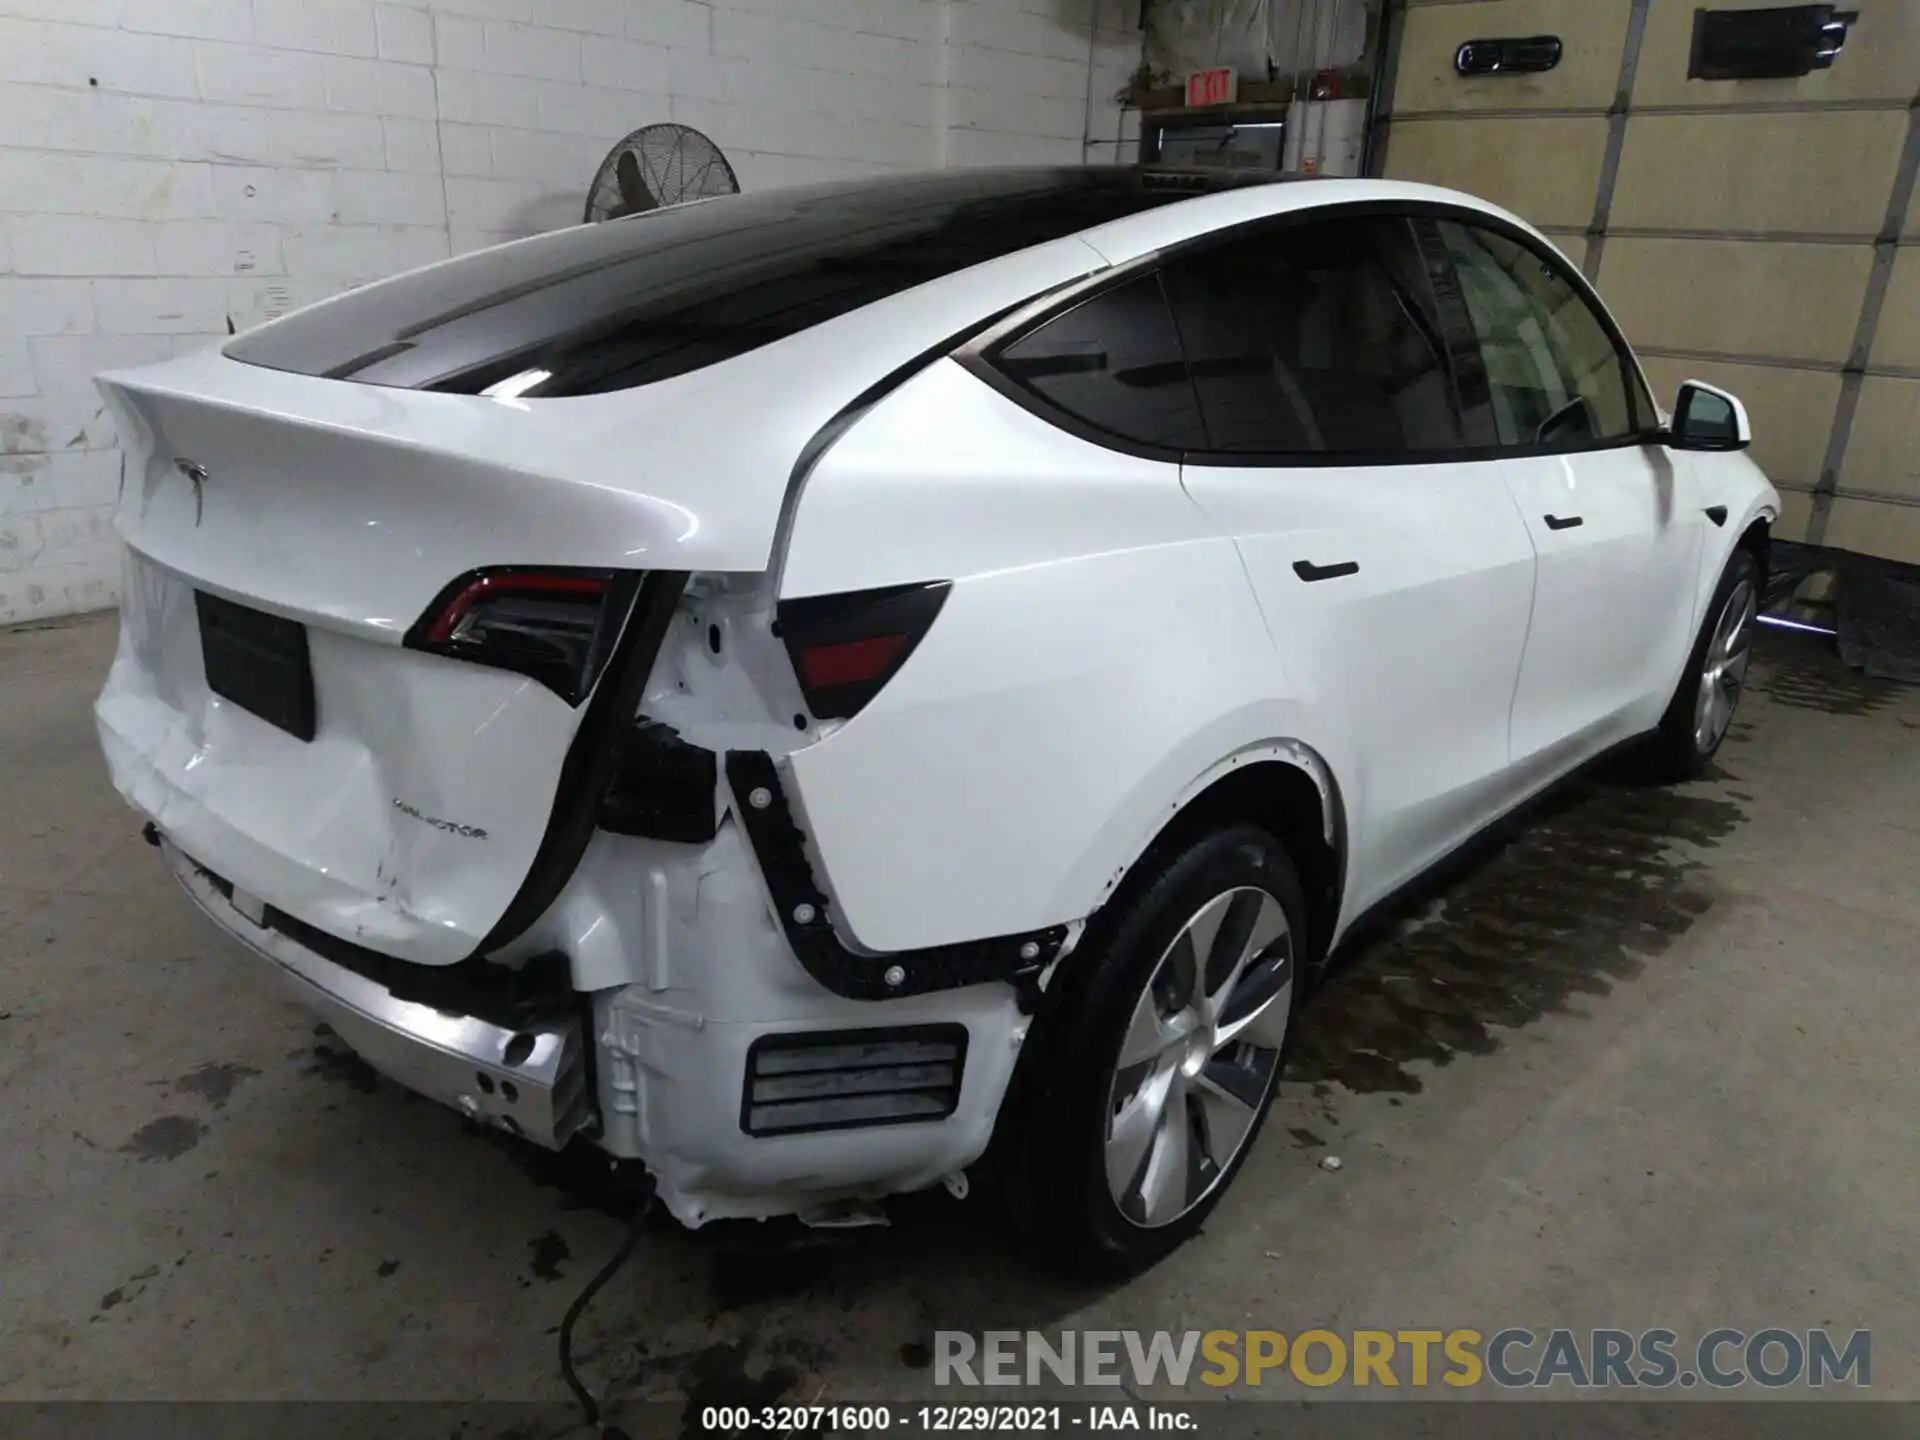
558, 1182, 655, 1440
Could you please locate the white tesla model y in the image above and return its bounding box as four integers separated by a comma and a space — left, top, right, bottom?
95, 168, 1778, 1276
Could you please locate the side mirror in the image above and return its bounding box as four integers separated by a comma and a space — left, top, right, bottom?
1667, 380, 1751, 452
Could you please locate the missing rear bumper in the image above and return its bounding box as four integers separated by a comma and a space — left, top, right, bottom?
163, 838, 590, 1148
724, 749, 1068, 1000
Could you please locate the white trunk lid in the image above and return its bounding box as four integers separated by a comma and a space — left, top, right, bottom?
92, 353, 763, 967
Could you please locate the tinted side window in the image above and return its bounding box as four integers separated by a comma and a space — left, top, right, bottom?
1161, 215, 1466, 455
994, 273, 1205, 450
1435, 220, 1645, 447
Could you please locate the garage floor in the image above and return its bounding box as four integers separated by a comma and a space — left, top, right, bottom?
3, 612, 1916, 1419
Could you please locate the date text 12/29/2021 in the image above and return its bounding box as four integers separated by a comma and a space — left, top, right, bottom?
697, 1406, 1198, 1433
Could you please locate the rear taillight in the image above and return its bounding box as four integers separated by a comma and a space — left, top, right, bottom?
406, 566, 640, 705
776, 581, 950, 720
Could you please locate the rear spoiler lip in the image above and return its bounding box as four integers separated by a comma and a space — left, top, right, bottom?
94, 346, 832, 585
97, 373, 712, 643
99, 348, 768, 503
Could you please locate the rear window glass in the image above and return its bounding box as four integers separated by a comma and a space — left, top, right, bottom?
995, 273, 1205, 450
225, 169, 1259, 397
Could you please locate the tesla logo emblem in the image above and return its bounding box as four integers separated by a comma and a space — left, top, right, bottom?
173, 458, 208, 524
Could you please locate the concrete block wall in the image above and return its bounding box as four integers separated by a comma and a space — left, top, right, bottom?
0, 0, 1143, 624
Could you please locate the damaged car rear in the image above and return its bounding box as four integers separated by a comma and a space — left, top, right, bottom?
98, 168, 1291, 1278
97, 165, 1776, 1278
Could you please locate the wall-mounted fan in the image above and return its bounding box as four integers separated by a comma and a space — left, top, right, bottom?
584, 123, 741, 222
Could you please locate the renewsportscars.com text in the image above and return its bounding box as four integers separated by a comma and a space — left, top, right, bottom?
934, 1328, 1871, 1391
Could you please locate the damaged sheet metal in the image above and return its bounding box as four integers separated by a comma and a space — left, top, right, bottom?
94, 548, 588, 966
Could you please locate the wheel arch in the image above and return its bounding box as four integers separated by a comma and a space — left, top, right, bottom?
1688, 486, 1778, 640
1736, 511, 1772, 589
1077, 743, 1348, 977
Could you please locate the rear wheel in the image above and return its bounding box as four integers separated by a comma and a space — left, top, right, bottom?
1642, 548, 1760, 782
985, 824, 1305, 1279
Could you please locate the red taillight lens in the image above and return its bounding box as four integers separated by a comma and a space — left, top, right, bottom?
795, 633, 910, 691
778, 581, 950, 721
406, 567, 639, 705
421, 571, 606, 644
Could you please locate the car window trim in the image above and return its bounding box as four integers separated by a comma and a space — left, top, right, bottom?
959, 266, 1208, 464
957, 196, 1667, 470
1430, 214, 1652, 444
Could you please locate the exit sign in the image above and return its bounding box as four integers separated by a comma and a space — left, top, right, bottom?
1186, 66, 1237, 107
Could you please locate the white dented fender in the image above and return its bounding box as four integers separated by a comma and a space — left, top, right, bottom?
776, 359, 1344, 954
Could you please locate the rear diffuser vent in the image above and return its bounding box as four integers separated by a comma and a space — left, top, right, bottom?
741, 1025, 968, 1137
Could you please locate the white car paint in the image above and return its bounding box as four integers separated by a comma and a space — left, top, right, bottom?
1175, 449, 1540, 923
1502, 445, 1706, 765
93, 174, 1779, 1227
93, 233, 1109, 967
780, 357, 1288, 952
99, 549, 580, 964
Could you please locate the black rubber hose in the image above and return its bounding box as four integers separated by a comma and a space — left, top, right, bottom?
558, 1191, 653, 1438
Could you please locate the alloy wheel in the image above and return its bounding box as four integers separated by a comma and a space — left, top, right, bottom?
1694, 577, 1756, 753
1104, 886, 1293, 1228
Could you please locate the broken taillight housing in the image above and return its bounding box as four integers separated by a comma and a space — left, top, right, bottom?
405, 566, 641, 705
776, 581, 951, 721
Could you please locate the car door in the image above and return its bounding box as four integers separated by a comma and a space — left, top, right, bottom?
1432, 218, 1705, 769
1163, 212, 1539, 916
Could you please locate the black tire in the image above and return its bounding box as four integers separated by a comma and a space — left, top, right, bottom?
1641, 546, 1762, 783
981, 824, 1307, 1280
